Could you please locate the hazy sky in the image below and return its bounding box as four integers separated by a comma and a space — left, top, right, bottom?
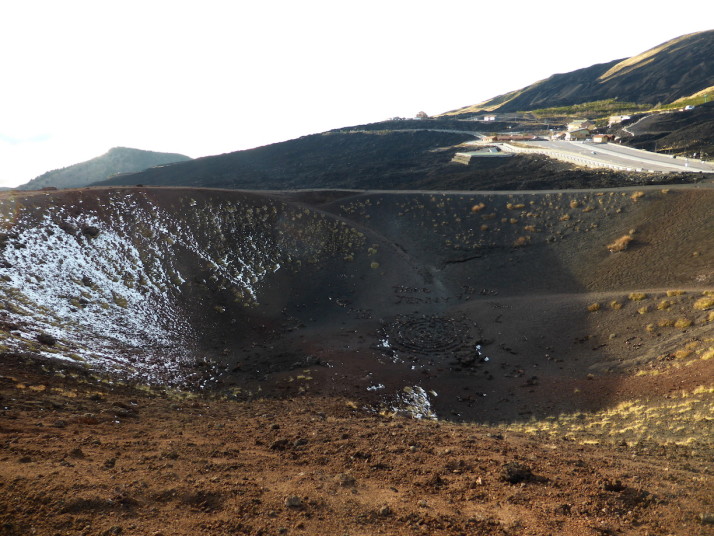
1, 1, 711, 187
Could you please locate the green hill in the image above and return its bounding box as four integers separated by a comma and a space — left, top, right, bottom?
19, 147, 191, 190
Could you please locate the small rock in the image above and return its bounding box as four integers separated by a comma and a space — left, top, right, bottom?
284, 495, 302, 508
501, 461, 533, 484
270, 439, 290, 451
68, 447, 85, 459
36, 333, 56, 346
335, 473, 356, 487
103, 457, 116, 469
81, 225, 100, 238
601, 479, 625, 492
18, 456, 32, 463
378, 505, 392, 517
417, 499, 429, 508
700, 513, 714, 525
100, 527, 123, 536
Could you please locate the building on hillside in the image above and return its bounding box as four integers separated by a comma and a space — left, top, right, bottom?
483, 115, 497, 121
567, 119, 595, 131
592, 134, 614, 144
564, 128, 590, 141
452, 147, 513, 165
608, 115, 631, 126
480, 134, 539, 143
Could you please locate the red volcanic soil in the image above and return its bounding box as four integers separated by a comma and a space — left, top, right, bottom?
1, 352, 712, 536
0, 185, 713, 535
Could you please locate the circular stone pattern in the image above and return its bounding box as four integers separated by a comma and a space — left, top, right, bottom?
379, 313, 483, 367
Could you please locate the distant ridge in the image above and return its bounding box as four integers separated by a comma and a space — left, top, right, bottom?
18, 147, 191, 190
443, 30, 714, 115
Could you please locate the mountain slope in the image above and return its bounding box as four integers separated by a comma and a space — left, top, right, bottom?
93, 129, 703, 192
445, 30, 714, 115
615, 101, 714, 155
96, 131, 475, 190
18, 147, 191, 190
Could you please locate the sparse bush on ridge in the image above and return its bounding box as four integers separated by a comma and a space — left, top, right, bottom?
607, 234, 634, 253
657, 300, 673, 310
674, 318, 692, 329
629, 292, 647, 301
693, 297, 714, 311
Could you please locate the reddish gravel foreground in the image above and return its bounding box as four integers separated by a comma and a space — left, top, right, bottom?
1, 354, 712, 536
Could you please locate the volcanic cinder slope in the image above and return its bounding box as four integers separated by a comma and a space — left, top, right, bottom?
0, 185, 712, 535
1, 185, 712, 422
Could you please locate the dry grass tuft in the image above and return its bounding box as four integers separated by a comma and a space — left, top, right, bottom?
471, 202, 486, 213
587, 303, 601, 312
630, 191, 645, 202
607, 234, 634, 253
657, 300, 673, 310
693, 297, 714, 311
674, 318, 692, 329
610, 301, 623, 310
628, 292, 647, 301
666, 290, 685, 296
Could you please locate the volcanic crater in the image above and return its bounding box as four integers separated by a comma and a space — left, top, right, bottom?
0, 184, 712, 535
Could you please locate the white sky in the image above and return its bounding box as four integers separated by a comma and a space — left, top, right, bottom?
1, 0, 711, 187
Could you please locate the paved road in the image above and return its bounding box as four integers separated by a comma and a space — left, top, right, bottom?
511, 139, 714, 173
